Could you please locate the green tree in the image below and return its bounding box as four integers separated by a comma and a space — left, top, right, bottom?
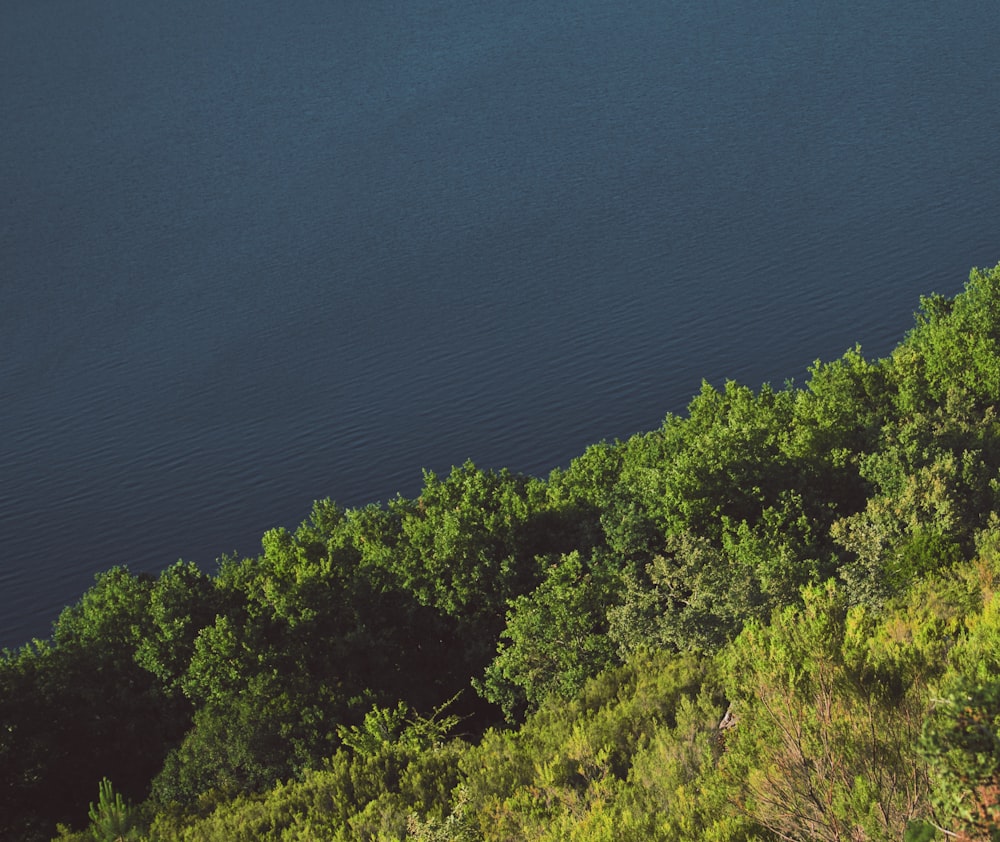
479, 550, 620, 719
395, 462, 538, 618
0, 568, 184, 840
838, 265, 1000, 606
87, 777, 141, 841
134, 560, 222, 697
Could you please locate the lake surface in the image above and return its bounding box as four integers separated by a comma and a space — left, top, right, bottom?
2, 0, 999, 648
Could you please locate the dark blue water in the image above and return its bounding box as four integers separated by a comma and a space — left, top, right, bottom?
2, 0, 999, 648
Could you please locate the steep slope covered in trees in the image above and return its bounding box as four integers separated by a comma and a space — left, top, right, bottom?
4, 264, 1000, 840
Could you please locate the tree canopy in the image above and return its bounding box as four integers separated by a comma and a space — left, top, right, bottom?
4, 263, 1000, 840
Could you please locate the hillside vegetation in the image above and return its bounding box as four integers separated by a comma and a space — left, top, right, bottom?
6, 264, 1000, 841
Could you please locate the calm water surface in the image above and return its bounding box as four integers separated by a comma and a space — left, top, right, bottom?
2, 0, 999, 647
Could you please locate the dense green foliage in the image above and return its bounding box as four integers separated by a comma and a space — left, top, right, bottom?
5, 263, 1000, 840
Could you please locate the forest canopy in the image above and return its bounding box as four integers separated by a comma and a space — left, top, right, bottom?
5, 264, 1000, 841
